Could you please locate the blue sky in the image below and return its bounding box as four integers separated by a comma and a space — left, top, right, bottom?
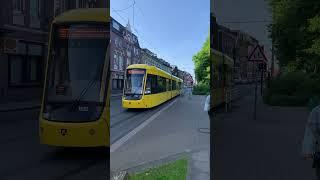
111, 0, 209, 79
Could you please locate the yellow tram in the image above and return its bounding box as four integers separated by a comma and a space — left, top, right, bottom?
210, 49, 234, 109
39, 8, 110, 147
122, 64, 183, 109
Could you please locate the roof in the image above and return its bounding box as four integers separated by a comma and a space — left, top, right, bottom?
111, 18, 140, 47
127, 64, 182, 81
211, 49, 234, 66
53, 8, 110, 23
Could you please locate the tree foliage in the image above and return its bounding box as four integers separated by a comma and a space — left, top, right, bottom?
269, 0, 320, 72
192, 37, 210, 84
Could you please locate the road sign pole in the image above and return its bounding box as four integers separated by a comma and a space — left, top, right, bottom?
260, 67, 263, 96
254, 61, 257, 120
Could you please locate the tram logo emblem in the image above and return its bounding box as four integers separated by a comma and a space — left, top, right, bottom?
60, 129, 68, 136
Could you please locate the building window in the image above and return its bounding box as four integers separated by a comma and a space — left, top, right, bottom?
76, 0, 85, 8
29, 57, 40, 81
114, 37, 118, 47
112, 79, 117, 89
9, 56, 23, 85
30, 0, 40, 17
117, 79, 123, 89
119, 55, 123, 70
13, 0, 24, 13
76, 0, 95, 8
113, 53, 118, 70
112, 79, 123, 90
113, 20, 120, 31
118, 39, 122, 47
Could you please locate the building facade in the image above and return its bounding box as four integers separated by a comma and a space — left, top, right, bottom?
179, 70, 194, 87
0, 0, 53, 99
141, 48, 171, 74
232, 30, 260, 81
0, 0, 109, 100
110, 18, 141, 93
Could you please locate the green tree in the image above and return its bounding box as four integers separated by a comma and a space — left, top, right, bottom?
269, 0, 320, 72
193, 37, 210, 84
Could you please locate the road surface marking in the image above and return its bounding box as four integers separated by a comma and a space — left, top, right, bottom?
110, 99, 178, 153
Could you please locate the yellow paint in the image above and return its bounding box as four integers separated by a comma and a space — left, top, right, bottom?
39, 8, 110, 147
210, 49, 233, 109
122, 64, 182, 109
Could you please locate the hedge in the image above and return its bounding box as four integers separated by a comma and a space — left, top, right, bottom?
264, 72, 320, 107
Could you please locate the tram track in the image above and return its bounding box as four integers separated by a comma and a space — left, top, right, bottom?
1, 146, 107, 179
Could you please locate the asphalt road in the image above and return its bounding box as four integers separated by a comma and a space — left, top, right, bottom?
110, 91, 210, 172
0, 84, 256, 179
0, 109, 108, 180
110, 95, 183, 144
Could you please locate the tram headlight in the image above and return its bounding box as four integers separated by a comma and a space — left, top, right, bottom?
43, 112, 49, 119
89, 129, 95, 135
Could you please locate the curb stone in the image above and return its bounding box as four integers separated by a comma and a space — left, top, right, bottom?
0, 105, 41, 112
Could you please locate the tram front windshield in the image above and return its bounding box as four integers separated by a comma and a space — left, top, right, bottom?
42, 23, 109, 122
124, 69, 146, 98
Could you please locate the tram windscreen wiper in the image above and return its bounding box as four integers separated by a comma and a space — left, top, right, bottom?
70, 66, 103, 111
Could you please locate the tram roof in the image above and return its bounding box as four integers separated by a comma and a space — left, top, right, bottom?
211, 48, 234, 66
53, 8, 110, 24
127, 64, 182, 81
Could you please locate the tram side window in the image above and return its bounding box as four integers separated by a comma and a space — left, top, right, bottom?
157, 76, 166, 93
178, 82, 182, 90
217, 64, 223, 88
163, 78, 167, 92
172, 80, 176, 90
146, 74, 157, 94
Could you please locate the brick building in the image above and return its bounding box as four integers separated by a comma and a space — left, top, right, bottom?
141, 48, 171, 74
110, 18, 141, 93
179, 70, 194, 87
0, 0, 109, 100
211, 15, 265, 82
0, 0, 53, 100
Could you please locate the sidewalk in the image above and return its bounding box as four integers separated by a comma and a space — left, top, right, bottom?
212, 92, 314, 179
0, 100, 41, 112
0, 87, 42, 112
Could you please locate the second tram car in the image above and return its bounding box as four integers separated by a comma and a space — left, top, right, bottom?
210, 49, 233, 108
122, 64, 182, 109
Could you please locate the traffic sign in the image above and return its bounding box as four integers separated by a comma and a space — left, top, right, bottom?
248, 44, 268, 63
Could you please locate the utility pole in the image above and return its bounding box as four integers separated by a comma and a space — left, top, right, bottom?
260, 64, 263, 96
254, 61, 258, 120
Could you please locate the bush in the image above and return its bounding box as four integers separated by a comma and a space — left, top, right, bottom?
264, 71, 320, 106
192, 82, 209, 95
268, 94, 308, 106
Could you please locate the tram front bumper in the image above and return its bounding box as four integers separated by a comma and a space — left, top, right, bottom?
122, 99, 147, 108
39, 119, 108, 147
